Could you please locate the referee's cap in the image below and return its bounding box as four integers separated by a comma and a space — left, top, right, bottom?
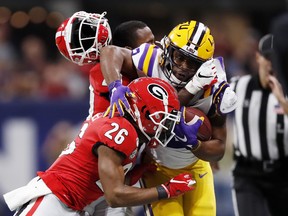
258, 34, 274, 60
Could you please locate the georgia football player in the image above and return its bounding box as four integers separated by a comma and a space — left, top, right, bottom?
4, 77, 203, 216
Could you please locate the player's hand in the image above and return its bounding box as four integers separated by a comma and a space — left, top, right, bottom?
212, 81, 237, 115
126, 163, 157, 186
185, 59, 218, 95
170, 107, 203, 149
157, 173, 196, 199
104, 80, 134, 118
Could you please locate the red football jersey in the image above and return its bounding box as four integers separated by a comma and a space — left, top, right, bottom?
88, 64, 130, 117
38, 115, 140, 210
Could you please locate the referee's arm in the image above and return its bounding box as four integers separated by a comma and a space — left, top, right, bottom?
268, 75, 288, 114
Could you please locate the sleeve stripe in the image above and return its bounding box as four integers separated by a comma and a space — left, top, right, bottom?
138, 44, 158, 77
147, 46, 158, 77
138, 43, 150, 71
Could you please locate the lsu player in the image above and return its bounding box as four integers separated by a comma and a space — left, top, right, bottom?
99, 20, 237, 216
4, 77, 200, 216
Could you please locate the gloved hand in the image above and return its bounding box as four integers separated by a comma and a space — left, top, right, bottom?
185, 59, 218, 95
212, 81, 238, 115
104, 80, 134, 118
169, 107, 203, 150
125, 163, 157, 186
156, 173, 196, 199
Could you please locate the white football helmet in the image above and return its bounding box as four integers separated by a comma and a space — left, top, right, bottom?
55, 11, 112, 65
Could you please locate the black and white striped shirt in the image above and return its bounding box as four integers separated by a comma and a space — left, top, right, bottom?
230, 74, 288, 161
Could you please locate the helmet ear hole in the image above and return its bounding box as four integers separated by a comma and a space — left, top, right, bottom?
145, 110, 151, 120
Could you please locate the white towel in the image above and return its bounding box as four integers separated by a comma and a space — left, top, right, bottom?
3, 176, 52, 211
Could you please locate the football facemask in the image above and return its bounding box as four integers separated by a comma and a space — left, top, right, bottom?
55, 11, 112, 65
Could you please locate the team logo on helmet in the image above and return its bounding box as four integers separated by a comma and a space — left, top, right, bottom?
147, 84, 168, 101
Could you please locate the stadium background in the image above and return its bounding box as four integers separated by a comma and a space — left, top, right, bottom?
0, 0, 287, 215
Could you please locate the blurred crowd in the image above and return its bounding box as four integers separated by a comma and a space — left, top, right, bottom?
0, 22, 89, 102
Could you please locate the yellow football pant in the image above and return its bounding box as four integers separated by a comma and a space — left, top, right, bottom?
142, 159, 216, 216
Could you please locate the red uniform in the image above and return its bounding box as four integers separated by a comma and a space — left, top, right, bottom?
87, 64, 130, 118
38, 114, 140, 210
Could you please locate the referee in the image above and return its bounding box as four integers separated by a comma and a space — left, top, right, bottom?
229, 34, 288, 216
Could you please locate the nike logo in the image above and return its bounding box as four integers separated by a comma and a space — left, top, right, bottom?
197, 72, 214, 79
199, 172, 208, 178
175, 135, 187, 142
170, 179, 186, 184
170, 179, 196, 187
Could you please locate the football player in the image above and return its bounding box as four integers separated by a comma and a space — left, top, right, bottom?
3, 77, 201, 216
99, 20, 238, 216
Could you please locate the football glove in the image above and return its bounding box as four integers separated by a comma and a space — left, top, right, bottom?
212, 81, 238, 115
156, 173, 196, 199
104, 80, 134, 118
185, 59, 218, 95
169, 107, 203, 150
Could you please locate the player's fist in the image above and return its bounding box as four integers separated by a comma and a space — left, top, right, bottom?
104, 80, 134, 118
169, 107, 203, 149
157, 173, 196, 199
185, 59, 218, 95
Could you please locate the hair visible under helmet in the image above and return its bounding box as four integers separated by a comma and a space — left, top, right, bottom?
113, 20, 148, 48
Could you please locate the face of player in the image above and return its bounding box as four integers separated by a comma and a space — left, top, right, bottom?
171, 49, 201, 82
256, 52, 274, 89
134, 27, 155, 47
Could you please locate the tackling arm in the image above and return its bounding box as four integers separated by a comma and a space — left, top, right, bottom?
100, 45, 138, 85
100, 45, 140, 117
97, 145, 158, 207
97, 145, 195, 207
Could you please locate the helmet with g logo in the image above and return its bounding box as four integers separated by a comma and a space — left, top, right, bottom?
126, 77, 181, 147
161, 20, 215, 87
55, 11, 112, 65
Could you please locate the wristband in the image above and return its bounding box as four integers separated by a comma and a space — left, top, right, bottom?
108, 80, 121, 92
184, 80, 199, 95
156, 185, 169, 200
191, 140, 201, 152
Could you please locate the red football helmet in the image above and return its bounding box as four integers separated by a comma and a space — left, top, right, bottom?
127, 77, 181, 147
55, 11, 112, 65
